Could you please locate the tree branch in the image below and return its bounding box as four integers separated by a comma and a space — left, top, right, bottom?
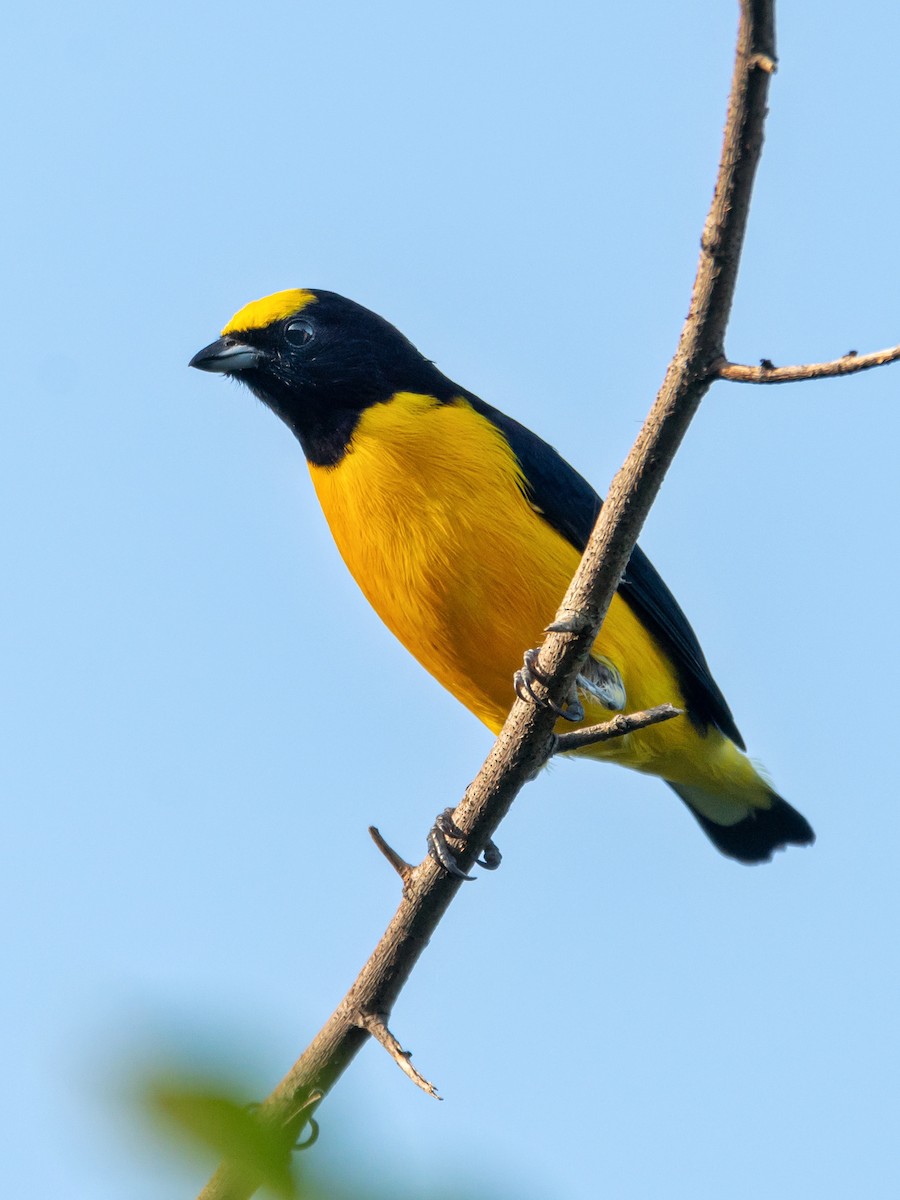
552, 704, 682, 755
197, 5, 777, 1196
716, 343, 900, 384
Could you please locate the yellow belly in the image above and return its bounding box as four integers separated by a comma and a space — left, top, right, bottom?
309, 391, 764, 802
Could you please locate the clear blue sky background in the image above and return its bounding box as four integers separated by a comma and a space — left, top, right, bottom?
3, 3, 899, 1197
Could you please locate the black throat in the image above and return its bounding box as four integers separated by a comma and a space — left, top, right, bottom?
240, 370, 368, 467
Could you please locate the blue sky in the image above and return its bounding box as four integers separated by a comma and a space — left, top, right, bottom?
3, 3, 899, 1197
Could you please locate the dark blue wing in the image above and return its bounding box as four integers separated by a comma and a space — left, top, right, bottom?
465, 392, 745, 749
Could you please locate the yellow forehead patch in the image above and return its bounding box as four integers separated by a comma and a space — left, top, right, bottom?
221, 289, 318, 335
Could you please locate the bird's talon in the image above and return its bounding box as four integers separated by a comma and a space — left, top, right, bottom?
427, 812, 502, 877
516, 647, 583, 721
514, 666, 543, 707
428, 829, 476, 880
523, 646, 551, 685
477, 839, 502, 870
427, 826, 476, 880
544, 694, 571, 719
434, 807, 467, 840
293, 1117, 320, 1152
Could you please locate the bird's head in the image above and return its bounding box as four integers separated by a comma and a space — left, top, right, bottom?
190, 289, 450, 466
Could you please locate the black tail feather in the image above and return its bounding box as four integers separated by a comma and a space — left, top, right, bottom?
670, 785, 816, 864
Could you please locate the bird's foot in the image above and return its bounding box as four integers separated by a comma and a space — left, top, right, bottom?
427, 808, 502, 880
514, 647, 585, 722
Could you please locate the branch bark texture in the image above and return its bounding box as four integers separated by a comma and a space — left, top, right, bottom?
717, 343, 900, 383
198, 5, 777, 1196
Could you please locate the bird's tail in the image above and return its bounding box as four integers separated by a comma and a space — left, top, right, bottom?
668, 781, 815, 864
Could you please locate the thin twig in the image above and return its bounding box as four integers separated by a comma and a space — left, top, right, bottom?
197, 7, 778, 1197
368, 826, 413, 883
356, 1012, 441, 1100
716, 344, 900, 384
553, 705, 682, 755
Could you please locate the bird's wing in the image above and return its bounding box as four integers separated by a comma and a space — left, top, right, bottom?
466, 394, 745, 749
617, 543, 744, 748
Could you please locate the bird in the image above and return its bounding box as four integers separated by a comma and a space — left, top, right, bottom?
190, 288, 814, 864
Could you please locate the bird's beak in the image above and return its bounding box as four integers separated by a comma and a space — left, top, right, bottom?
189, 336, 267, 373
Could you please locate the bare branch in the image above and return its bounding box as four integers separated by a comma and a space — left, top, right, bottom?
716, 344, 900, 384
511, 0, 776, 720
552, 705, 683, 755
197, 6, 779, 1197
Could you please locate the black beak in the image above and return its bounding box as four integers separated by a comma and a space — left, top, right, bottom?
189, 336, 266, 373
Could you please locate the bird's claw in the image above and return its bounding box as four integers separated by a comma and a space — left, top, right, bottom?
427, 808, 502, 879
514, 647, 585, 722
434, 808, 467, 841
478, 839, 502, 870
427, 827, 475, 880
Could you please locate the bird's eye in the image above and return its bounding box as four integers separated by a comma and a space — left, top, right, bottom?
284, 319, 314, 347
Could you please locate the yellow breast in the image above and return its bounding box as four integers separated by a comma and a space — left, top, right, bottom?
308, 391, 725, 784
309, 392, 566, 725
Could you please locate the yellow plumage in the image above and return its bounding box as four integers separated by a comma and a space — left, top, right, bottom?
310, 391, 764, 806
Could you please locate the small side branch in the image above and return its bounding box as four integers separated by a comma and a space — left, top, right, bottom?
356, 1011, 442, 1100
716, 343, 900, 384
368, 826, 413, 883
553, 705, 682, 755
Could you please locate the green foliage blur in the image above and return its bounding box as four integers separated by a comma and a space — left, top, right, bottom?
141, 1067, 506, 1200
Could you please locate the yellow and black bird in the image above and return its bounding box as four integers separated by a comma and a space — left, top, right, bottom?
190, 289, 814, 864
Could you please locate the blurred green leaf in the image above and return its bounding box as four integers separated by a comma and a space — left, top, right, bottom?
135, 1060, 513, 1199
142, 1074, 300, 1198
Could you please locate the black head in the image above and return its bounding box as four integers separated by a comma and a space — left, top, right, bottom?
189, 288, 455, 465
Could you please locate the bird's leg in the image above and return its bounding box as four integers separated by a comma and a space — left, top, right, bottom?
516, 644, 628, 725
427, 810, 474, 881
427, 807, 502, 880
514, 647, 585, 722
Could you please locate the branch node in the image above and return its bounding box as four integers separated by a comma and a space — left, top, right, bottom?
718, 341, 900, 384
545, 608, 594, 636
368, 826, 413, 883
748, 52, 777, 74
357, 1011, 442, 1099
